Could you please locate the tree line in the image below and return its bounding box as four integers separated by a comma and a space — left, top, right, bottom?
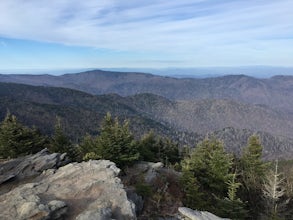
0, 112, 180, 166
0, 112, 292, 219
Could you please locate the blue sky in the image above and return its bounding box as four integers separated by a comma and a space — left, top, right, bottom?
0, 0, 293, 70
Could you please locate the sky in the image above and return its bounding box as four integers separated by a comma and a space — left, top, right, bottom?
0, 0, 293, 71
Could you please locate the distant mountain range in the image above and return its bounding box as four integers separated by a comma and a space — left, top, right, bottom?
0, 82, 191, 143
102, 66, 293, 78
1, 69, 292, 114
2, 66, 293, 77
1, 80, 293, 160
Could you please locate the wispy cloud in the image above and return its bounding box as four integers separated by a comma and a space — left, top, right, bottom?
0, 0, 292, 66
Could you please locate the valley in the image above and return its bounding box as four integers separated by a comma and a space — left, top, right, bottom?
1, 70, 293, 160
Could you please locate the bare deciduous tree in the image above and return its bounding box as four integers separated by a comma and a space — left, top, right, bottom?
263, 160, 289, 219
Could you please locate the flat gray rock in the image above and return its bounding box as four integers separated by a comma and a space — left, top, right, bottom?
0, 148, 69, 186
0, 158, 136, 220
178, 207, 230, 220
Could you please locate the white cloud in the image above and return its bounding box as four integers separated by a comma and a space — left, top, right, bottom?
0, 0, 292, 66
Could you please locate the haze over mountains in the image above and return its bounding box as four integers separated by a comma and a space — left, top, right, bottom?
103, 66, 293, 78
0, 69, 293, 159
1, 69, 293, 114
2, 66, 293, 77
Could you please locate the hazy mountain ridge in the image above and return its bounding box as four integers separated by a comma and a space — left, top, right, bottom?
1, 82, 293, 159
0, 82, 199, 144
1, 70, 293, 114
3, 82, 291, 138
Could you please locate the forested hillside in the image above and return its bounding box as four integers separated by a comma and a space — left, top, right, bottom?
126, 93, 293, 137
0, 82, 199, 144
1, 82, 293, 159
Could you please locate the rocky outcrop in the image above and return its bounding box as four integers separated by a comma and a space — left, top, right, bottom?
0, 151, 231, 220
178, 207, 230, 220
0, 148, 69, 186
0, 152, 136, 220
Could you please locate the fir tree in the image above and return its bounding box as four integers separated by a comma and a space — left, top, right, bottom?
180, 169, 206, 210
0, 112, 47, 158
138, 131, 157, 162
79, 134, 100, 161
181, 138, 233, 214
217, 172, 248, 219
138, 131, 180, 165
239, 135, 269, 218
92, 113, 139, 168
50, 117, 76, 160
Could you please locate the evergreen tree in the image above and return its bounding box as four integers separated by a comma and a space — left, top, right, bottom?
79, 134, 100, 161
157, 137, 180, 165
50, 117, 76, 160
138, 131, 180, 165
217, 172, 248, 219
0, 112, 47, 158
238, 135, 269, 218
181, 138, 233, 214
180, 169, 206, 210
138, 131, 157, 161
93, 113, 139, 168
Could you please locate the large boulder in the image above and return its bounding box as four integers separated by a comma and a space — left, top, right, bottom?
0, 159, 136, 219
